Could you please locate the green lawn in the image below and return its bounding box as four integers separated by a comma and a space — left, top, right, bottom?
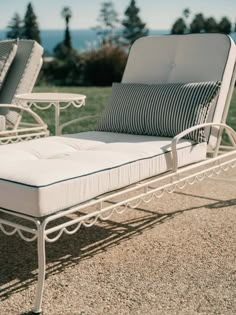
33, 85, 236, 136
228, 88, 236, 131
33, 86, 111, 134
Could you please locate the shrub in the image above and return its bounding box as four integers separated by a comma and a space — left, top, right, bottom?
40, 55, 82, 86
38, 44, 128, 86
82, 45, 128, 86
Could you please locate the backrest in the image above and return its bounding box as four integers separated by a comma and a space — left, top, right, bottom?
122, 34, 236, 149
0, 39, 43, 123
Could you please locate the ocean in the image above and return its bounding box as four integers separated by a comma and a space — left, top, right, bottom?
0, 29, 169, 54
0, 29, 235, 54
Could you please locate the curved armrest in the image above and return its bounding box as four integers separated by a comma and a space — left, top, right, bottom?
0, 104, 47, 127
171, 123, 236, 172
0, 104, 48, 143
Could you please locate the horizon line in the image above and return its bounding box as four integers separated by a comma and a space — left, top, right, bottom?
0, 28, 170, 31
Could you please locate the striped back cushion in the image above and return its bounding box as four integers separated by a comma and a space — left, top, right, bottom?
97, 81, 221, 142
0, 39, 18, 90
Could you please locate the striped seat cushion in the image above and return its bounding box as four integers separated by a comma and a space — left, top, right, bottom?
97, 81, 221, 142
0, 39, 18, 90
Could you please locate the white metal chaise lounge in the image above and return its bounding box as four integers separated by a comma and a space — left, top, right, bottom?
0, 33, 236, 314
0, 39, 48, 143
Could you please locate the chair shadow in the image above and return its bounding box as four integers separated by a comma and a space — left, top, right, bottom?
0, 193, 235, 315
175, 191, 236, 208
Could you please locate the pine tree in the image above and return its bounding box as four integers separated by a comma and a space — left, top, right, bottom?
218, 17, 232, 34
6, 13, 22, 39
190, 14, 205, 33
122, 0, 148, 46
22, 2, 41, 43
171, 18, 187, 34
204, 17, 218, 33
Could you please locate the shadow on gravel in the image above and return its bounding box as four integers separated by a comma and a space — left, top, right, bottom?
20, 312, 40, 315
0, 194, 235, 310
175, 191, 236, 208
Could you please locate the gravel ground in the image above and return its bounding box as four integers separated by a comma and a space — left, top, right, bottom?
0, 168, 235, 315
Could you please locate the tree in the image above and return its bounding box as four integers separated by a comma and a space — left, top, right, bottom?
171, 18, 187, 34
218, 17, 232, 34
190, 13, 205, 33
122, 0, 148, 46
171, 10, 233, 35
61, 7, 72, 49
6, 13, 22, 39
22, 2, 41, 43
54, 7, 75, 60
95, 1, 119, 45
204, 17, 218, 33
183, 8, 191, 30
183, 8, 190, 20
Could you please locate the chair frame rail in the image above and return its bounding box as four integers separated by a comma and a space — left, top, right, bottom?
0, 124, 235, 313
0, 104, 49, 144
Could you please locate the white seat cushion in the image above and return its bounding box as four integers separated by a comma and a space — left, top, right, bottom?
0, 131, 207, 217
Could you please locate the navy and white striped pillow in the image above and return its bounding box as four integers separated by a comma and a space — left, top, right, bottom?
0, 39, 18, 90
97, 81, 221, 142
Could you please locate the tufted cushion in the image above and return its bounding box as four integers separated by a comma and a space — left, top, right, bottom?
0, 132, 207, 217
97, 81, 221, 143
0, 39, 17, 91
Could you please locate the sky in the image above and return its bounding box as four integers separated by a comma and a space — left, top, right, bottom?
0, 0, 236, 30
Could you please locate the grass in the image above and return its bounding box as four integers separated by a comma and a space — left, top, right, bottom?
33, 86, 111, 134
227, 88, 236, 131
32, 85, 236, 136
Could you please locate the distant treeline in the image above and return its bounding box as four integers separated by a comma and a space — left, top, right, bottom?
171, 8, 233, 35
4, 2, 235, 86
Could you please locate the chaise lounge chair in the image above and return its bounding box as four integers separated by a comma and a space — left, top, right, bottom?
0, 33, 236, 314
0, 39, 48, 143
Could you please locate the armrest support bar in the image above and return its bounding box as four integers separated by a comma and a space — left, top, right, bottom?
0, 104, 48, 143
171, 123, 236, 172
0, 104, 47, 127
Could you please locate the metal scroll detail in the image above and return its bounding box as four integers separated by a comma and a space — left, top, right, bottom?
27, 100, 85, 110
0, 211, 39, 242
42, 157, 236, 243
0, 133, 46, 145
0, 153, 235, 243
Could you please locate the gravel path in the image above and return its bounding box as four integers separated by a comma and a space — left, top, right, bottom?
0, 168, 235, 315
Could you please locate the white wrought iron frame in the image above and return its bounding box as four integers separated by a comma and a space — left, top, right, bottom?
0, 104, 49, 144
0, 122, 235, 314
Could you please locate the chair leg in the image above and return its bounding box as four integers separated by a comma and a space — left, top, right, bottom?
32, 224, 46, 314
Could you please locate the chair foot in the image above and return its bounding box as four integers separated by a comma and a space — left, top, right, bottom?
33, 223, 46, 315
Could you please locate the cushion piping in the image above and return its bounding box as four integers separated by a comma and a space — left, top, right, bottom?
0, 142, 203, 188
